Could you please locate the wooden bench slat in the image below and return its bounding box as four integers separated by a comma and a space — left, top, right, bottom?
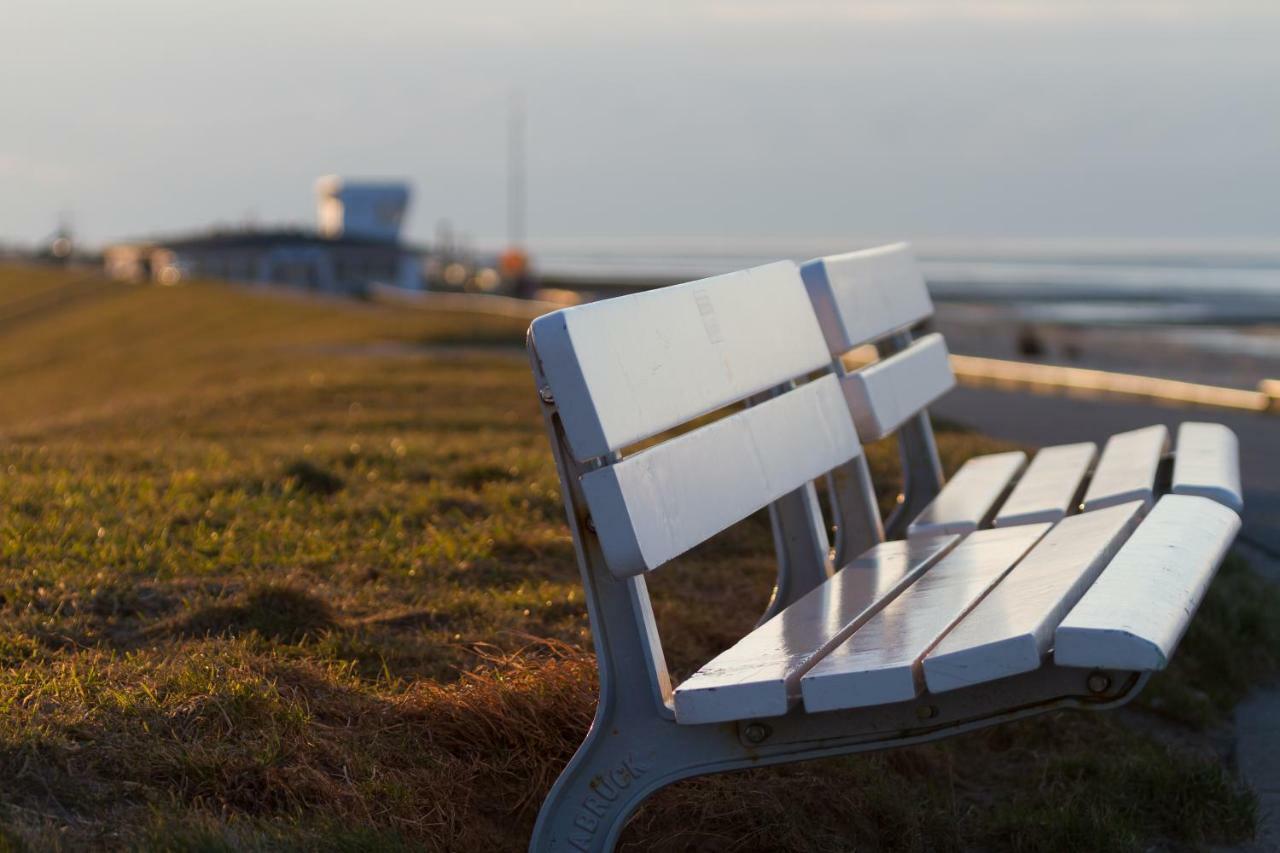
1171, 422, 1243, 512
800, 524, 1051, 712
839, 333, 956, 442
673, 534, 959, 724
530, 261, 832, 461
581, 374, 860, 577
922, 501, 1144, 693
800, 243, 934, 354
906, 451, 1028, 538
994, 442, 1097, 526
1054, 494, 1240, 670
1081, 424, 1169, 511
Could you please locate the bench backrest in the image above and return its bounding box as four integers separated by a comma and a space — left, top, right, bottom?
800, 243, 955, 441
529, 261, 865, 577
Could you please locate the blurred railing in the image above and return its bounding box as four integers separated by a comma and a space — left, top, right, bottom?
369, 283, 560, 319
843, 347, 1279, 415
950, 354, 1277, 414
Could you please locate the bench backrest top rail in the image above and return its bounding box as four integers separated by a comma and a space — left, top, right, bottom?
530, 261, 833, 462
800, 242, 934, 356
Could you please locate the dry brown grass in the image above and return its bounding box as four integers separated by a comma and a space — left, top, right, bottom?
0, 264, 1267, 851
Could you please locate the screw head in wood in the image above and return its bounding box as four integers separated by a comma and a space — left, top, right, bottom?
742, 722, 770, 744
1087, 672, 1112, 694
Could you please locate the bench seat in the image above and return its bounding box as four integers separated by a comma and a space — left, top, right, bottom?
677, 415, 1243, 722
676, 492, 1238, 722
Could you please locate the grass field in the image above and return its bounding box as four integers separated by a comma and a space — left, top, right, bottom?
0, 264, 1276, 851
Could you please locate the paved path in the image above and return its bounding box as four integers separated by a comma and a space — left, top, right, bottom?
933, 387, 1280, 847
1235, 682, 1280, 848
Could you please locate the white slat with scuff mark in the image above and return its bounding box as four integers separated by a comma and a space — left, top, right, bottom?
1081, 424, 1169, 511
907, 451, 1028, 538
674, 534, 959, 724
994, 442, 1097, 526
1054, 494, 1241, 670
800, 524, 1051, 712
1171, 422, 1243, 512
923, 501, 1144, 693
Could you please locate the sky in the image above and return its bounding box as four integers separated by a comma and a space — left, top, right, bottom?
4, 0, 1280, 251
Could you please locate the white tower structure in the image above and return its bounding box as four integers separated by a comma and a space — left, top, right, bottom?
315, 176, 410, 242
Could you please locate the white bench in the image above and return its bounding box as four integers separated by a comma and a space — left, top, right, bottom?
525, 244, 1242, 852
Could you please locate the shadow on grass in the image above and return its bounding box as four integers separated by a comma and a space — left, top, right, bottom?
171, 585, 337, 644
197, 460, 346, 503
281, 460, 345, 496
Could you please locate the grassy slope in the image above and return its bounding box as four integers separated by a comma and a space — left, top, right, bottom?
0, 264, 1274, 851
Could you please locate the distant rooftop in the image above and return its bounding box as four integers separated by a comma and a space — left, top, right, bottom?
157, 227, 402, 251
105, 176, 415, 251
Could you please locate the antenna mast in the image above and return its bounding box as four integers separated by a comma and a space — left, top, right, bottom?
507, 91, 526, 249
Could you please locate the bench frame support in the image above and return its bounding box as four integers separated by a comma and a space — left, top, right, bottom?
751, 382, 841, 620
878, 332, 946, 538
529, 343, 1146, 853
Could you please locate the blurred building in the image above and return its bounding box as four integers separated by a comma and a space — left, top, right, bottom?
316, 177, 409, 243
103, 177, 424, 293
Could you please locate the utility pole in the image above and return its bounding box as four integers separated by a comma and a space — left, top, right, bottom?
507, 91, 526, 250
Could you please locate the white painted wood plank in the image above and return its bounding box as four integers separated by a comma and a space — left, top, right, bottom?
581, 374, 860, 577
1172, 422, 1243, 513
907, 451, 1028, 538
674, 534, 959, 724
923, 501, 1144, 693
800, 243, 934, 355
800, 524, 1051, 712
839, 333, 956, 441
531, 261, 832, 461
1055, 494, 1241, 670
1081, 424, 1169, 511
994, 442, 1097, 526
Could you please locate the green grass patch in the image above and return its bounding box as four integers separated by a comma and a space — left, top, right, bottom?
0, 264, 1271, 850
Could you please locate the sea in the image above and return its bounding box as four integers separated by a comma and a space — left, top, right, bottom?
532, 240, 1280, 323
525, 239, 1280, 386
